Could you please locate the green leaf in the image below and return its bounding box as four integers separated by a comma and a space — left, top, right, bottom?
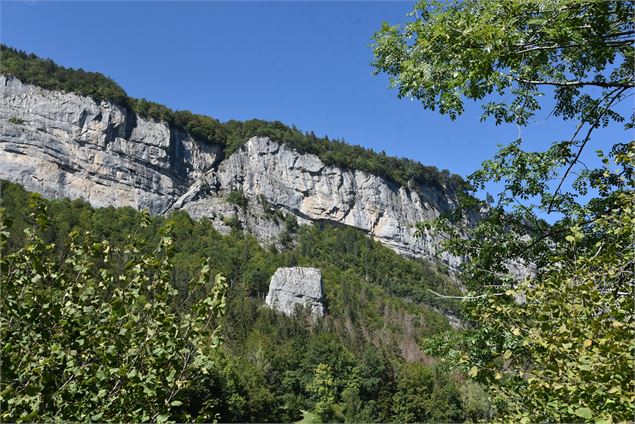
90, 412, 104, 421
575, 407, 593, 419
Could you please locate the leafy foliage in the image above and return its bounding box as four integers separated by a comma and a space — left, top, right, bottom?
226, 190, 249, 210
390, 362, 465, 423
0, 44, 466, 193
306, 364, 340, 422
373, 0, 633, 124
374, 0, 634, 421
0, 197, 228, 422
427, 153, 635, 422
8, 116, 25, 125
1, 46, 128, 106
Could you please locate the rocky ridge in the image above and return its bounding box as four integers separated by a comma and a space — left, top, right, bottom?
0, 75, 468, 268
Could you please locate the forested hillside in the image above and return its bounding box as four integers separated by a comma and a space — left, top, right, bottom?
1, 181, 489, 422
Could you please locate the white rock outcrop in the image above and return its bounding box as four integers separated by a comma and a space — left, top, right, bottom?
265, 267, 325, 318
0, 75, 472, 268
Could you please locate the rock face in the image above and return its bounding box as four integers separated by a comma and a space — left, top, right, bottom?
207, 137, 463, 267
0, 75, 221, 214
265, 267, 325, 318
0, 75, 470, 267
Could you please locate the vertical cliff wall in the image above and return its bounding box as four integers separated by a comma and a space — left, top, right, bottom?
0, 75, 466, 267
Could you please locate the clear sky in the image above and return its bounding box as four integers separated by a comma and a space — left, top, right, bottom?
0, 1, 627, 182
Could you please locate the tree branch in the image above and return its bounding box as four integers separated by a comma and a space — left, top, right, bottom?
516, 38, 634, 54
515, 78, 634, 89
427, 288, 505, 300
547, 86, 630, 213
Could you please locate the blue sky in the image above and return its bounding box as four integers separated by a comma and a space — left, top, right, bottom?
1, 1, 628, 183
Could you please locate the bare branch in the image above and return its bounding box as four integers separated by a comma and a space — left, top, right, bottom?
427, 288, 505, 300
515, 78, 634, 89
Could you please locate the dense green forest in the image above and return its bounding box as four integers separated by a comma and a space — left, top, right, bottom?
0, 44, 466, 193
1, 181, 489, 422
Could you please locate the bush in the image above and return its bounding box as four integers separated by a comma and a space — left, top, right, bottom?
226, 190, 249, 210
0, 198, 228, 422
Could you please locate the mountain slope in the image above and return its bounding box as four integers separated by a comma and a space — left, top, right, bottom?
0, 46, 492, 422
1, 180, 486, 423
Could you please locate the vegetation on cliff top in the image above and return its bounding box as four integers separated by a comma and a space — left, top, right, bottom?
0, 44, 466, 193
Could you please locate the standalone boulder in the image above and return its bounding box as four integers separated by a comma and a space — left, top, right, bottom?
265, 267, 325, 318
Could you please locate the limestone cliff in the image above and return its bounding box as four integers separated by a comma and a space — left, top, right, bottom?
0, 75, 467, 267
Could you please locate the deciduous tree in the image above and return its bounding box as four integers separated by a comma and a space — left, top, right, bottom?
373, 1, 634, 421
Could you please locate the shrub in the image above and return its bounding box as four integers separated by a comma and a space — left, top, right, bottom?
0, 199, 228, 422
226, 190, 249, 210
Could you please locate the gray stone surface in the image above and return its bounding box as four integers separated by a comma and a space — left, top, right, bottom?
214, 136, 469, 268
0, 76, 478, 269
265, 267, 325, 317
0, 75, 221, 214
